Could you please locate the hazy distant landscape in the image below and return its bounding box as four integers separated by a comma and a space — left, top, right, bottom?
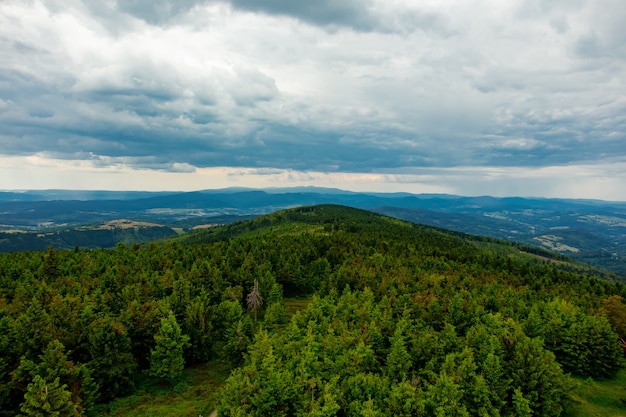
1, 188, 625, 275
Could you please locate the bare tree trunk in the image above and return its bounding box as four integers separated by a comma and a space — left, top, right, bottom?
246, 279, 263, 322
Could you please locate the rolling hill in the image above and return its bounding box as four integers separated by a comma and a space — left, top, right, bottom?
0, 205, 625, 416
0, 188, 625, 275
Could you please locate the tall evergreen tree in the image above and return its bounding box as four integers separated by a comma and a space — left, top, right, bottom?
86, 317, 136, 402
148, 311, 190, 382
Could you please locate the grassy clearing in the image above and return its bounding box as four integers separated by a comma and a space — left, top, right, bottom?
566, 369, 626, 417
88, 362, 229, 417
284, 296, 313, 318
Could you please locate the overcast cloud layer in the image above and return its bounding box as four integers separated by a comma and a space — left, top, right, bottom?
1, 0, 625, 199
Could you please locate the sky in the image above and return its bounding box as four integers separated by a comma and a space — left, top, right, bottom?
1, 0, 625, 200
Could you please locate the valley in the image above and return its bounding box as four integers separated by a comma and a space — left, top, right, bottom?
1, 188, 625, 275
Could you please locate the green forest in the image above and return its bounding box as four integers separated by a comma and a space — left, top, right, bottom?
0, 205, 625, 416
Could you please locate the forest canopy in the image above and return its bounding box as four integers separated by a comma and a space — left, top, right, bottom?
0, 205, 624, 416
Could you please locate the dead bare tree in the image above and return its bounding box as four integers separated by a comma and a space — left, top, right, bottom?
246, 279, 263, 322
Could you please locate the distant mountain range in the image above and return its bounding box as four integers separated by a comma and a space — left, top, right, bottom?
1, 188, 625, 275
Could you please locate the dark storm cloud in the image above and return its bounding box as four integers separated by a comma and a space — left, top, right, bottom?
114, 0, 208, 24
226, 0, 447, 34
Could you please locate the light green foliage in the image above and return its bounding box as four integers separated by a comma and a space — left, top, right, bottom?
305, 379, 341, 417
386, 380, 426, 416
20, 375, 78, 417
218, 331, 294, 417
13, 298, 55, 362
512, 388, 532, 417
426, 373, 470, 417
507, 334, 572, 416
219, 290, 575, 416
148, 311, 190, 382
223, 315, 254, 367
385, 318, 412, 380
263, 302, 286, 328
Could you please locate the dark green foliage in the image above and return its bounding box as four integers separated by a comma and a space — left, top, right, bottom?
86, 317, 136, 402
0, 204, 624, 416
183, 291, 214, 363
0, 226, 177, 253
525, 299, 623, 378
15, 340, 98, 414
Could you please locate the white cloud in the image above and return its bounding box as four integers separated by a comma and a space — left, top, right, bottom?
0, 0, 624, 199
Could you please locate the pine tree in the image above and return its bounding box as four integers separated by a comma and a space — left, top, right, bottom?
148, 311, 190, 382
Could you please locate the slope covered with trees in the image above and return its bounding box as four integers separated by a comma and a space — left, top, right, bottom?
0, 205, 624, 416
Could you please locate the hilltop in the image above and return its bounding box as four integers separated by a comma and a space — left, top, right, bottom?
0, 205, 625, 416
1, 188, 625, 275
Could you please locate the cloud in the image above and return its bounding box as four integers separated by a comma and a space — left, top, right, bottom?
225, 0, 448, 34
0, 0, 625, 199
115, 0, 208, 25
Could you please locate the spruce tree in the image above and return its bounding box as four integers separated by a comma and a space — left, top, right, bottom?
20, 375, 79, 417
148, 311, 190, 382
87, 317, 136, 402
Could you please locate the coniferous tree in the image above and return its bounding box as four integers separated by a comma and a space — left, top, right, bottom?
0, 316, 18, 416
39, 246, 60, 282
86, 317, 136, 402
184, 292, 214, 363
386, 320, 412, 380
148, 311, 190, 382
20, 375, 79, 417
18, 340, 99, 413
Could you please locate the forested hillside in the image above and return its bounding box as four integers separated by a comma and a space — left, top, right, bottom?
0, 205, 624, 416
3, 189, 625, 276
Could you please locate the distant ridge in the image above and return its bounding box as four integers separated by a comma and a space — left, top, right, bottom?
0, 188, 624, 275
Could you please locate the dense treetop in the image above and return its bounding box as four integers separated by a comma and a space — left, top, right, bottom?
0, 205, 624, 416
